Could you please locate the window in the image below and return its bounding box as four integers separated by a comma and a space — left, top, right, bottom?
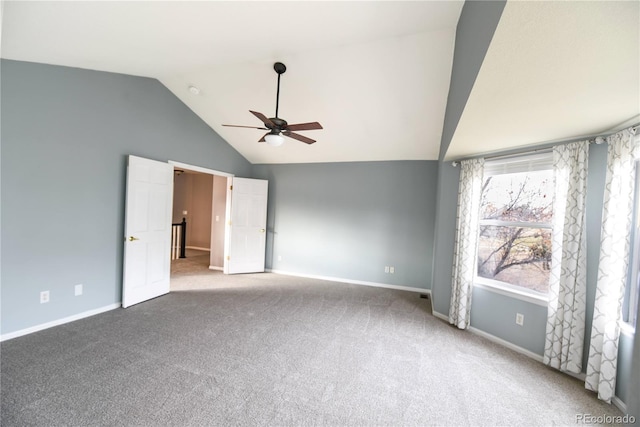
475, 153, 554, 296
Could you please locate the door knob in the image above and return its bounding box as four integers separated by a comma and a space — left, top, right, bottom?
128, 236, 140, 241
260, 229, 266, 233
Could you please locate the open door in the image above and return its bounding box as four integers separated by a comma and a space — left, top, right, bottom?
122, 155, 173, 307
225, 177, 268, 274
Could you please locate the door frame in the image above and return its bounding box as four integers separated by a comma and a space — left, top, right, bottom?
168, 160, 233, 273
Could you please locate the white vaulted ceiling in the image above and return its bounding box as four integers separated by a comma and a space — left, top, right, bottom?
2, 1, 638, 164
445, 0, 639, 160
1, 1, 463, 164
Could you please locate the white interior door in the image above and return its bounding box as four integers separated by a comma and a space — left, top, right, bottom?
225, 177, 268, 274
122, 155, 173, 308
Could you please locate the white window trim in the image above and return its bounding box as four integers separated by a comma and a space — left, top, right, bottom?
474, 152, 554, 305
479, 219, 552, 229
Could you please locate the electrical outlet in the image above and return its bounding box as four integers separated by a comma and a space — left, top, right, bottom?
389, 266, 395, 274
515, 313, 524, 326
40, 291, 50, 304
75, 284, 83, 296
384, 266, 390, 273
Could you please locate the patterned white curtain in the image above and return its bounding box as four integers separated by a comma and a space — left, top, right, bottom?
586, 128, 639, 403
449, 158, 484, 329
543, 141, 589, 373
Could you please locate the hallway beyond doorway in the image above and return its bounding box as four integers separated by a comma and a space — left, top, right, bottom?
171, 249, 214, 291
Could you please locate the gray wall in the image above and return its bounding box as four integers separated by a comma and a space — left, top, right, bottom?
431, 0, 636, 407
430, 142, 636, 404
438, 0, 506, 160
431, 157, 553, 357
1, 59, 251, 335
252, 161, 438, 289
628, 298, 640, 419
431, 162, 460, 314
431, 0, 505, 309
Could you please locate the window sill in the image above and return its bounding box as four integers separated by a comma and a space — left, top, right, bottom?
473, 278, 549, 307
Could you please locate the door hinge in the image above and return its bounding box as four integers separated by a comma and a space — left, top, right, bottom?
228, 220, 232, 226
226, 255, 230, 261
229, 185, 233, 191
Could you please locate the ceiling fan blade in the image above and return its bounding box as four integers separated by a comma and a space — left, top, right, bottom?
250, 110, 275, 128
283, 131, 316, 145
258, 133, 269, 143
222, 124, 268, 130
285, 122, 323, 132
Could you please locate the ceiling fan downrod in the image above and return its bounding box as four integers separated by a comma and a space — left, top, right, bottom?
220, 60, 322, 145
273, 62, 286, 119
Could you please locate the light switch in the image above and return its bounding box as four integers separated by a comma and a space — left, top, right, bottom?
182, 210, 188, 215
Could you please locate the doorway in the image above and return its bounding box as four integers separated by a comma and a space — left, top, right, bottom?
169, 161, 232, 287
123, 156, 268, 306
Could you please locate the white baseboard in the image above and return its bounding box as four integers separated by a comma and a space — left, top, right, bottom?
209, 266, 223, 271
468, 326, 544, 362
0, 303, 121, 342
612, 395, 627, 414
186, 246, 210, 251
430, 310, 543, 362
267, 269, 431, 295
431, 310, 632, 408
432, 310, 449, 322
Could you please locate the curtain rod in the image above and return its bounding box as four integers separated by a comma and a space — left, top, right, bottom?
451, 123, 639, 167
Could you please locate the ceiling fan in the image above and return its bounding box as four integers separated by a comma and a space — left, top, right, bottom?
222, 62, 323, 146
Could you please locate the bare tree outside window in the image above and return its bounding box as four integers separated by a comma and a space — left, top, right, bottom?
477, 170, 554, 294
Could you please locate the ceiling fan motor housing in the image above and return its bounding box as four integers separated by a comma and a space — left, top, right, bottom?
269, 117, 287, 132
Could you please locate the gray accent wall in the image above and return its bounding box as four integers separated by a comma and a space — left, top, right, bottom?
616, 332, 635, 405
438, 0, 506, 161
431, 161, 460, 314
628, 299, 640, 419
252, 161, 437, 289
430, 140, 636, 405
1, 59, 251, 336
432, 0, 505, 313
469, 287, 547, 354
431, 0, 636, 407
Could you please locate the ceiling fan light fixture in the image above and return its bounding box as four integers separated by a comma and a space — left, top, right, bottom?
265, 133, 285, 147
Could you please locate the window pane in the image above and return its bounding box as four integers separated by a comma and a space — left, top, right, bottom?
477, 225, 551, 294
481, 171, 553, 223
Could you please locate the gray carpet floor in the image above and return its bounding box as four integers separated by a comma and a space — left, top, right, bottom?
1, 261, 625, 426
